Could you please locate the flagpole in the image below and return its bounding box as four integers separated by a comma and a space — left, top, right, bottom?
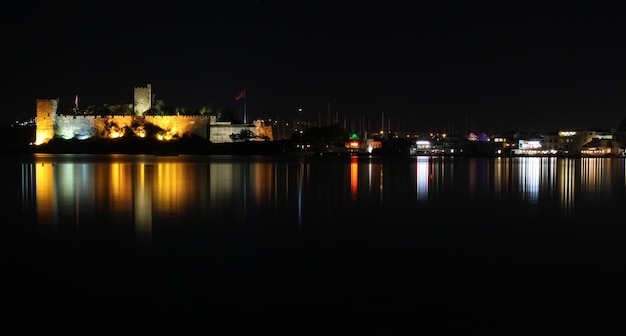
236, 88, 247, 124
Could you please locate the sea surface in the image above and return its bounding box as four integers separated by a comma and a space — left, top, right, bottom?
2, 153, 626, 334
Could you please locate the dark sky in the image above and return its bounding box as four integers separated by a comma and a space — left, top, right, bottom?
3, 1, 624, 134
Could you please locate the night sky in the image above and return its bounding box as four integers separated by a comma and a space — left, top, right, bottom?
3, 1, 624, 134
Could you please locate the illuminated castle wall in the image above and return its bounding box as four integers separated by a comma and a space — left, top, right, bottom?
51, 114, 214, 141
35, 98, 58, 145
34, 84, 273, 144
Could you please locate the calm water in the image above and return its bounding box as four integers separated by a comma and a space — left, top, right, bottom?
2, 154, 626, 334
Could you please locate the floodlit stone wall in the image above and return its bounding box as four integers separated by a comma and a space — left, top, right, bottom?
93, 116, 136, 138
208, 120, 274, 143
35, 98, 58, 145
55, 115, 98, 140
252, 119, 274, 140
145, 115, 211, 140
35, 98, 274, 144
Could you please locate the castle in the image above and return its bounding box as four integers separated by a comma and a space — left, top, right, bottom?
35, 84, 273, 145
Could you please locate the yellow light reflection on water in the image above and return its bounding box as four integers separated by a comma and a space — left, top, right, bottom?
135, 163, 152, 249
35, 162, 55, 229
558, 158, 575, 216
27, 154, 622, 247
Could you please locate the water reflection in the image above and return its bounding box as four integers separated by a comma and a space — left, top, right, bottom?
350, 156, 358, 201
11, 154, 626, 248
135, 163, 152, 249
414, 156, 430, 202
559, 159, 576, 217
517, 157, 541, 203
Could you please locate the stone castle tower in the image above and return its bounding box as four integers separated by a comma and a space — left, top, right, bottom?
35, 98, 59, 145
33, 83, 273, 144
133, 83, 152, 116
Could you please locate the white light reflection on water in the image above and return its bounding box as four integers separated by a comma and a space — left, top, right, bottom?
517, 157, 541, 204
10, 154, 626, 249
415, 156, 430, 202
6, 154, 626, 335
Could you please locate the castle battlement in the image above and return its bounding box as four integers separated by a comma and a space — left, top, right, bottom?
34, 84, 273, 144
133, 84, 152, 116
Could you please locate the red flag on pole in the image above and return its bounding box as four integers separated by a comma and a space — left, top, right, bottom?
235, 89, 245, 101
